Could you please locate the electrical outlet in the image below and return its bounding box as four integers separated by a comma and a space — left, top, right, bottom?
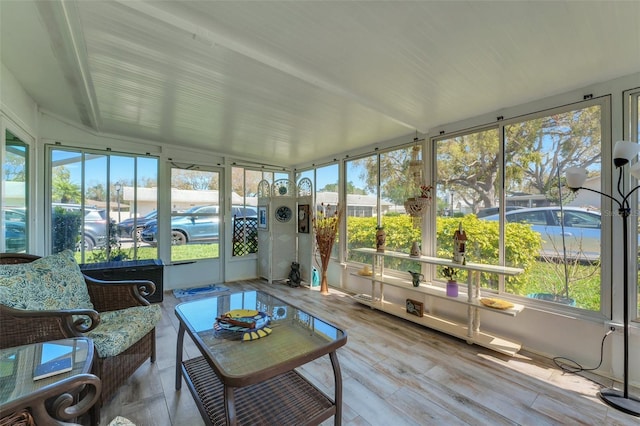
605, 322, 624, 334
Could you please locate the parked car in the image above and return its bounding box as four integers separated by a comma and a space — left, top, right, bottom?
480, 206, 603, 261
116, 209, 157, 240
52, 203, 112, 251
476, 206, 524, 218
141, 205, 256, 246
3, 208, 27, 252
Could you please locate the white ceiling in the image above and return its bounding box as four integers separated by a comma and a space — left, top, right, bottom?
1, 1, 639, 167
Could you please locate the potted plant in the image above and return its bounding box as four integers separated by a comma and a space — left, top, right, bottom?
441, 266, 459, 297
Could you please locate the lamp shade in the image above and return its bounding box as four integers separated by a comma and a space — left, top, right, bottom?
613, 141, 640, 168
565, 167, 588, 189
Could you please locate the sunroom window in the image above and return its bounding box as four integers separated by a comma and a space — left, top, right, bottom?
49, 147, 159, 263
434, 98, 606, 312
2, 130, 29, 254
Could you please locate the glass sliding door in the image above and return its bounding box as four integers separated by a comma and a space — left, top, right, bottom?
168, 166, 221, 262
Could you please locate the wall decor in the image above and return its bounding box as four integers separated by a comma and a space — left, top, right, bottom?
453, 222, 467, 264
275, 205, 293, 222
376, 226, 386, 252
405, 299, 423, 317
298, 204, 310, 233
258, 206, 268, 230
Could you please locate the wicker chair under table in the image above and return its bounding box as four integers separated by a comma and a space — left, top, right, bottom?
0, 251, 162, 425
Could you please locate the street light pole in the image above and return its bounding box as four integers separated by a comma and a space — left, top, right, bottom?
450, 191, 454, 216
115, 183, 122, 223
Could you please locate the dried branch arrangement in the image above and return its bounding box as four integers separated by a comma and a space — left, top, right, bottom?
312, 203, 344, 294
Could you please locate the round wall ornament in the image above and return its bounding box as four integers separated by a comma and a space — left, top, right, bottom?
275, 206, 293, 222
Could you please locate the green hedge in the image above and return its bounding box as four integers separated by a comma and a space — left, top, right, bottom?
52, 207, 81, 253
347, 215, 541, 290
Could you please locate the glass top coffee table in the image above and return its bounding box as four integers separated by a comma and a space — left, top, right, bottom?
0, 337, 101, 425
175, 290, 347, 425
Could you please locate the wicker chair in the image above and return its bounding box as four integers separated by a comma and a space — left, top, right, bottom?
0, 252, 161, 424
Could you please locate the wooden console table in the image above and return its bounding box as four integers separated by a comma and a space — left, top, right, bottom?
0, 338, 101, 426
353, 248, 525, 356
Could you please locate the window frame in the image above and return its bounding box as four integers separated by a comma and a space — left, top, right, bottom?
623, 87, 640, 321
46, 145, 160, 262
431, 95, 611, 317
1, 125, 32, 254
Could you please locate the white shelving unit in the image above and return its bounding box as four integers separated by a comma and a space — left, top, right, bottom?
352, 248, 525, 356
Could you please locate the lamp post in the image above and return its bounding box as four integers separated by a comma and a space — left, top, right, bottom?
450, 191, 454, 217
566, 140, 640, 417
114, 183, 122, 223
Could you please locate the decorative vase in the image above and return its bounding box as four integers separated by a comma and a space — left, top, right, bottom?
376, 227, 386, 253
410, 241, 421, 257
446, 280, 458, 297
408, 270, 424, 287
320, 268, 329, 295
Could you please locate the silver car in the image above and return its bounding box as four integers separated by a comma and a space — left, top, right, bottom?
481, 207, 602, 261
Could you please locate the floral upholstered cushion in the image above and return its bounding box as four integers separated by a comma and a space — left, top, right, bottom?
0, 250, 94, 311
87, 304, 161, 357
108, 417, 136, 426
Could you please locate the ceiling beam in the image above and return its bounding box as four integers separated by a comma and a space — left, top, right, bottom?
35, 0, 101, 131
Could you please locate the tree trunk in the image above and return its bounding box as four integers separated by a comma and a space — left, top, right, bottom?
320, 269, 329, 295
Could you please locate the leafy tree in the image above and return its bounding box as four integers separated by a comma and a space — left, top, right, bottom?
322, 181, 367, 195
231, 167, 265, 196
438, 105, 601, 212
86, 183, 106, 202
4, 154, 26, 181
172, 169, 219, 190
320, 182, 338, 192
506, 106, 601, 200
137, 177, 158, 188
351, 147, 414, 205
52, 167, 81, 203
437, 129, 500, 212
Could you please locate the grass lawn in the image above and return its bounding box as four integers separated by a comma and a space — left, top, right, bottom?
76, 243, 220, 264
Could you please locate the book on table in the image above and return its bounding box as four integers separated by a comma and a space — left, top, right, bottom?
33, 342, 74, 381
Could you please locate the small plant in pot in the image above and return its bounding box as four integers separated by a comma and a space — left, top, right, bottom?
441, 266, 459, 297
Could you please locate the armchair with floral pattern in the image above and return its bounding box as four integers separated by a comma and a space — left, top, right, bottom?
0, 250, 162, 424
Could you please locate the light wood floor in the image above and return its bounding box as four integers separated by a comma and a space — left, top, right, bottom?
98, 280, 639, 425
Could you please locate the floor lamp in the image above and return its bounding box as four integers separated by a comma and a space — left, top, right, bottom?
566, 140, 640, 417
